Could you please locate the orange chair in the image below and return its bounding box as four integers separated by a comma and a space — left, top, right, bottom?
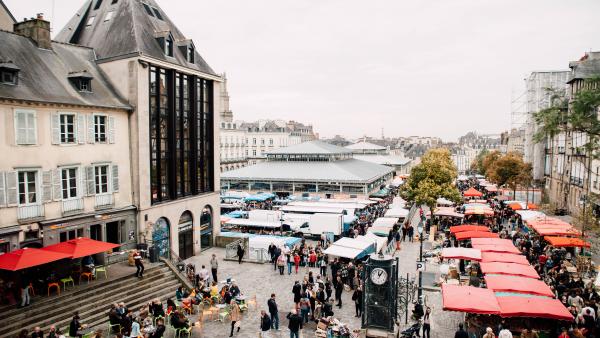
182, 301, 194, 315
80, 272, 93, 284
48, 282, 60, 296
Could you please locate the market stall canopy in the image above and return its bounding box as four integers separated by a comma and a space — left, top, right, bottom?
42, 237, 120, 259
484, 185, 498, 192
545, 236, 591, 248
508, 202, 525, 210
434, 207, 464, 218
481, 252, 529, 265
472, 243, 521, 254
515, 210, 546, 221
356, 233, 387, 252
496, 296, 573, 321
0, 248, 71, 271
484, 275, 554, 297
385, 208, 409, 218
367, 226, 395, 237
495, 195, 510, 201
532, 226, 581, 237
441, 247, 482, 261
369, 188, 390, 198
471, 238, 514, 246
454, 231, 499, 241
480, 262, 540, 279
323, 237, 375, 259
527, 203, 539, 210
449, 225, 490, 234
223, 218, 283, 229
436, 197, 455, 206
372, 217, 399, 228
441, 284, 500, 314
463, 187, 483, 197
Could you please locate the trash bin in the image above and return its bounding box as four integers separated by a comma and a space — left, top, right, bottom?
148, 246, 159, 263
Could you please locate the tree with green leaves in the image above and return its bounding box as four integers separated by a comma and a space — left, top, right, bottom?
401, 148, 461, 220
486, 152, 533, 199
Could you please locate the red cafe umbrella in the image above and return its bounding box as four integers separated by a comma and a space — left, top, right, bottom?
449, 225, 490, 234
42, 237, 120, 259
0, 248, 71, 271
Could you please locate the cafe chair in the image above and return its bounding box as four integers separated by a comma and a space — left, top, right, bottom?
153, 315, 164, 326
80, 272, 93, 284
218, 308, 230, 322
95, 265, 108, 279
107, 323, 122, 335
48, 282, 60, 296
60, 276, 75, 290
182, 301, 194, 315
175, 326, 192, 338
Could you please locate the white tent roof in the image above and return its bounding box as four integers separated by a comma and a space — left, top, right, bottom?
356, 233, 388, 252
367, 226, 393, 237
437, 197, 455, 206
223, 219, 282, 229
515, 210, 546, 221
333, 237, 373, 251
385, 208, 409, 218
372, 217, 399, 228
323, 245, 364, 259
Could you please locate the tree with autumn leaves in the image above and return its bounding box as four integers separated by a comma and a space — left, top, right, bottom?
401, 148, 462, 219
480, 151, 532, 198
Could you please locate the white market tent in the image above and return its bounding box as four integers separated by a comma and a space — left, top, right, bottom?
515, 210, 546, 221
372, 217, 399, 228
323, 237, 376, 259
223, 218, 283, 229
437, 197, 455, 206
322, 245, 364, 259
367, 226, 393, 237
356, 233, 388, 252
385, 208, 409, 218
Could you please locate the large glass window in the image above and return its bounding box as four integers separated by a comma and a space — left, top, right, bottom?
61, 168, 78, 199
18, 171, 37, 205
95, 165, 109, 194
60, 113, 76, 144
94, 115, 107, 142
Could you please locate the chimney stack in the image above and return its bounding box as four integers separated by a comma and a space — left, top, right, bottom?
13, 13, 52, 50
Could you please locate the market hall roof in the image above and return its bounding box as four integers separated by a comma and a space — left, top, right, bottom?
345, 141, 386, 151
353, 155, 411, 166
0, 30, 131, 110
221, 158, 394, 184
55, 0, 216, 76
266, 140, 353, 156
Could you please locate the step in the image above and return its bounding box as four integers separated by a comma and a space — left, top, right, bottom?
0, 272, 180, 336
0, 266, 170, 323
4, 277, 181, 338
0, 264, 167, 319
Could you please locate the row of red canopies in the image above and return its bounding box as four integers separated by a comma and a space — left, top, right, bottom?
441, 236, 573, 321
0, 238, 119, 271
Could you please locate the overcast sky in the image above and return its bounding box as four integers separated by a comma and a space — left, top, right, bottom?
5, 0, 600, 141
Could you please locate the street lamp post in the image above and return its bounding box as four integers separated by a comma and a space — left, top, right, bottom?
417, 220, 424, 300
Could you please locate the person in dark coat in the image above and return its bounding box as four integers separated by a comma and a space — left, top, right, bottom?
149, 318, 166, 338
352, 285, 363, 317
292, 281, 302, 305
286, 310, 303, 338
267, 293, 279, 330
334, 276, 343, 308
454, 323, 469, 338
69, 313, 82, 338
260, 310, 272, 333
236, 244, 245, 264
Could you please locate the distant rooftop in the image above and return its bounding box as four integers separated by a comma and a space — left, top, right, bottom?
267, 140, 352, 156
345, 141, 386, 151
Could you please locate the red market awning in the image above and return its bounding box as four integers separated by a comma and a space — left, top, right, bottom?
497, 297, 573, 321
508, 203, 523, 210
455, 231, 499, 241
527, 203, 539, 210
471, 238, 514, 246
441, 284, 500, 314
441, 247, 482, 261
0, 248, 71, 271
545, 236, 591, 248
463, 187, 483, 197
484, 275, 554, 297
434, 207, 464, 218
472, 244, 521, 254
480, 262, 540, 279
42, 237, 120, 259
533, 226, 581, 237
481, 252, 529, 265
449, 225, 490, 234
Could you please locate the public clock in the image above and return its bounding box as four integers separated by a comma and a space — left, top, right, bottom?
370, 267, 388, 285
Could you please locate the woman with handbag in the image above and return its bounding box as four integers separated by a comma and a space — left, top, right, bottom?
229, 300, 241, 337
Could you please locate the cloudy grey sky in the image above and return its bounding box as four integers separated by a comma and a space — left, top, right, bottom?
5, 0, 600, 141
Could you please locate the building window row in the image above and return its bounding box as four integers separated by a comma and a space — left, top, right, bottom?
149, 65, 214, 205
14, 109, 115, 146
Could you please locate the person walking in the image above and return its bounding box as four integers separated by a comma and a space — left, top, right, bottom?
287, 253, 293, 275
318, 255, 327, 277
260, 310, 271, 338
483, 327, 496, 338
20, 278, 30, 308
454, 323, 468, 338
286, 309, 303, 338
229, 300, 241, 337
292, 281, 302, 306
237, 243, 245, 264
325, 278, 332, 301
210, 254, 219, 283
267, 293, 279, 330
352, 285, 363, 317
334, 276, 343, 308
134, 250, 144, 278
277, 254, 286, 275
422, 307, 431, 338
293, 253, 300, 274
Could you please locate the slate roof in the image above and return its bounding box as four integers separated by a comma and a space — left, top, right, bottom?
267, 140, 352, 155
0, 30, 130, 109
353, 155, 412, 166
55, 0, 216, 75
221, 158, 394, 184
568, 54, 600, 83
0, 0, 15, 24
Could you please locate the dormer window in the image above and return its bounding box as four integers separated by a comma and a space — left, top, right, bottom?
151, 7, 164, 20
68, 71, 93, 92
187, 45, 194, 63
0, 62, 20, 85
142, 3, 154, 16
156, 32, 174, 57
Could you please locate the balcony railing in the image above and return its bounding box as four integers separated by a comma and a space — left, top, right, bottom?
62, 198, 84, 215
95, 193, 114, 209
17, 204, 44, 221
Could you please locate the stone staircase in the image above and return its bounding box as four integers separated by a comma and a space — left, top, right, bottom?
0, 264, 181, 337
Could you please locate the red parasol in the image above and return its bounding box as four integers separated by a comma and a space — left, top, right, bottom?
0, 248, 71, 271
454, 231, 499, 241
441, 284, 500, 314
463, 187, 483, 197
449, 225, 490, 234
484, 275, 554, 297
480, 262, 540, 279
497, 297, 573, 321
42, 237, 120, 259
441, 247, 482, 261
481, 252, 529, 265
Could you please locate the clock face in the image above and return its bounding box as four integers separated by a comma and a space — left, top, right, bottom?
370, 268, 388, 285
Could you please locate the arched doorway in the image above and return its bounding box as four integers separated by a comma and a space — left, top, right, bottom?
200, 206, 213, 251
152, 217, 170, 258
178, 211, 194, 259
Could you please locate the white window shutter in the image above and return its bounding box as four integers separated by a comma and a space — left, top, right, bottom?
108, 116, 115, 144
77, 114, 86, 144
87, 115, 95, 144
5, 172, 17, 206
0, 172, 6, 207
42, 170, 53, 203
52, 169, 62, 201
78, 166, 87, 197
86, 166, 96, 196
27, 111, 37, 144
15, 111, 25, 145
51, 113, 60, 145
111, 164, 119, 192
